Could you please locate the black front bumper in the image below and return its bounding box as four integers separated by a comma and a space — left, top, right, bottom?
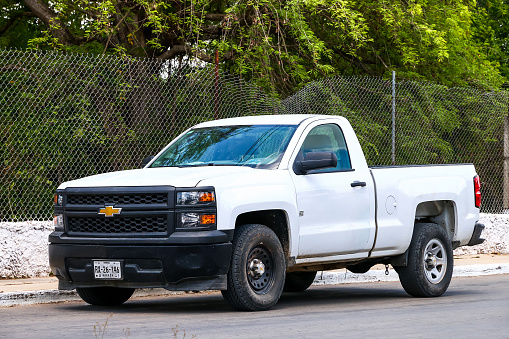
49, 241, 232, 291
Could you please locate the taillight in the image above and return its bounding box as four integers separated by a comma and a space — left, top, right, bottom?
474, 175, 481, 208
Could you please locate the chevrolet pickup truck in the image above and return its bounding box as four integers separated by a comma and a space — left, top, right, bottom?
49, 114, 484, 311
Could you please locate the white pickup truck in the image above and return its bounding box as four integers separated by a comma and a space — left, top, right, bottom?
49, 114, 484, 311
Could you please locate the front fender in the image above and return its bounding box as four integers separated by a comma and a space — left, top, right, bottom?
199, 170, 300, 257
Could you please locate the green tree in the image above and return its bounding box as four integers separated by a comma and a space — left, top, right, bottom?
345, 0, 505, 89
1, 0, 502, 95
472, 0, 509, 80
0, 0, 43, 48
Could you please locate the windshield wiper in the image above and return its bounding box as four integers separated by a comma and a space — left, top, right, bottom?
177, 163, 251, 168
178, 163, 216, 168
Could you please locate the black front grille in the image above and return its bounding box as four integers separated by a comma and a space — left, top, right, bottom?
68, 216, 168, 234
67, 193, 168, 206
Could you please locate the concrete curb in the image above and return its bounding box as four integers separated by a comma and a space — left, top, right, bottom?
0, 288, 185, 307
314, 263, 509, 285
2, 263, 508, 307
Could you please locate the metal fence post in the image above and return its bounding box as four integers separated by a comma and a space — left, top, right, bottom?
392, 70, 396, 165
214, 50, 219, 120
503, 83, 509, 210
504, 100, 509, 210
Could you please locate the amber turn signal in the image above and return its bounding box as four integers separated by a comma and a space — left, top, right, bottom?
199, 192, 215, 202
200, 214, 216, 225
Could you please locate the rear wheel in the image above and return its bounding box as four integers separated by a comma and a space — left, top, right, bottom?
283, 271, 317, 292
396, 223, 453, 297
76, 287, 135, 306
221, 224, 286, 311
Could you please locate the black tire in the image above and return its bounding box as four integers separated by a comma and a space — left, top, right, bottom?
76, 287, 135, 306
396, 223, 453, 297
221, 224, 286, 311
283, 271, 317, 292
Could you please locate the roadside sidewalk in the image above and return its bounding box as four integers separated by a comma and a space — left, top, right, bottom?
1, 254, 508, 307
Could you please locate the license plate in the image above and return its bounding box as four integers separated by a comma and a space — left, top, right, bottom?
93, 260, 122, 280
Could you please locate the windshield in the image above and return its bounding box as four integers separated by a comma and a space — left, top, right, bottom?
150, 125, 298, 169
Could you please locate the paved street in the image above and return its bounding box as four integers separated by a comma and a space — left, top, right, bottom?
1, 275, 508, 338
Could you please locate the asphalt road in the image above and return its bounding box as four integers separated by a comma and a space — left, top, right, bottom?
1, 275, 508, 339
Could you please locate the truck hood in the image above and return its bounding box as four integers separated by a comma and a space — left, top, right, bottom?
58, 166, 257, 189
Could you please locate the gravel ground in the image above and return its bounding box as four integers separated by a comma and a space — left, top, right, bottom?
453, 213, 509, 255
1, 214, 508, 278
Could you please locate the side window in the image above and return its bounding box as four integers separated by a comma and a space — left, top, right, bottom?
298, 123, 352, 173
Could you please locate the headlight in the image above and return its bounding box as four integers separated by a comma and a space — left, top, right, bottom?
53, 214, 64, 231
54, 194, 63, 206
176, 188, 216, 229
177, 212, 216, 228
177, 191, 215, 205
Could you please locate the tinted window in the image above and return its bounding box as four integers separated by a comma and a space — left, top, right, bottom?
297, 123, 351, 172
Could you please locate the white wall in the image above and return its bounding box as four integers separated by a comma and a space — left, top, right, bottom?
0, 221, 53, 278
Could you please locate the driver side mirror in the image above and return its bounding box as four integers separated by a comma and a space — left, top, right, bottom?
294, 152, 337, 175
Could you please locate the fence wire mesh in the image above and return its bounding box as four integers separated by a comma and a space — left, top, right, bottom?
1, 49, 507, 221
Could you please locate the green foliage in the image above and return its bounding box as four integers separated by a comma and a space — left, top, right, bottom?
0, 49, 279, 221
0, 49, 507, 220
0, 1, 43, 48
278, 75, 507, 212
1, 2, 507, 219
472, 0, 509, 80
339, 1, 505, 90
280, 77, 393, 165
2, 1, 505, 95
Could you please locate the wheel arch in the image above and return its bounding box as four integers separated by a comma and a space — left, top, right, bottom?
414, 200, 457, 241
392, 200, 456, 268
235, 209, 291, 264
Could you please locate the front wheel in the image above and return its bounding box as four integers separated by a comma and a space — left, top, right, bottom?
76, 287, 135, 306
221, 224, 286, 311
396, 223, 453, 297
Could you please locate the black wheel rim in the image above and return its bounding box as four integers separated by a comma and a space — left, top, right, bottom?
246, 246, 275, 294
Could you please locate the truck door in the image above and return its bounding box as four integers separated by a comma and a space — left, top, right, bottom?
290, 122, 374, 258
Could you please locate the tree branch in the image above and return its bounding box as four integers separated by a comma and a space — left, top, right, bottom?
204, 13, 226, 21
157, 44, 215, 63
157, 45, 191, 60
332, 47, 377, 73
22, 0, 75, 45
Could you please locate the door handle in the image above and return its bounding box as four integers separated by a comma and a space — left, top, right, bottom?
351, 181, 367, 188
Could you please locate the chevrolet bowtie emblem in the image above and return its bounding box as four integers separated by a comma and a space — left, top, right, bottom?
99, 206, 122, 217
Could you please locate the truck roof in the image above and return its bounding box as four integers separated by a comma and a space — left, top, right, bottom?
194, 114, 344, 128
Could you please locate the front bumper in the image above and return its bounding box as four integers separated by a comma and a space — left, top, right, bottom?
49, 241, 232, 291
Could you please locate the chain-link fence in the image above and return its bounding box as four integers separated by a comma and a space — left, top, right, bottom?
284, 77, 508, 213
1, 49, 508, 221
